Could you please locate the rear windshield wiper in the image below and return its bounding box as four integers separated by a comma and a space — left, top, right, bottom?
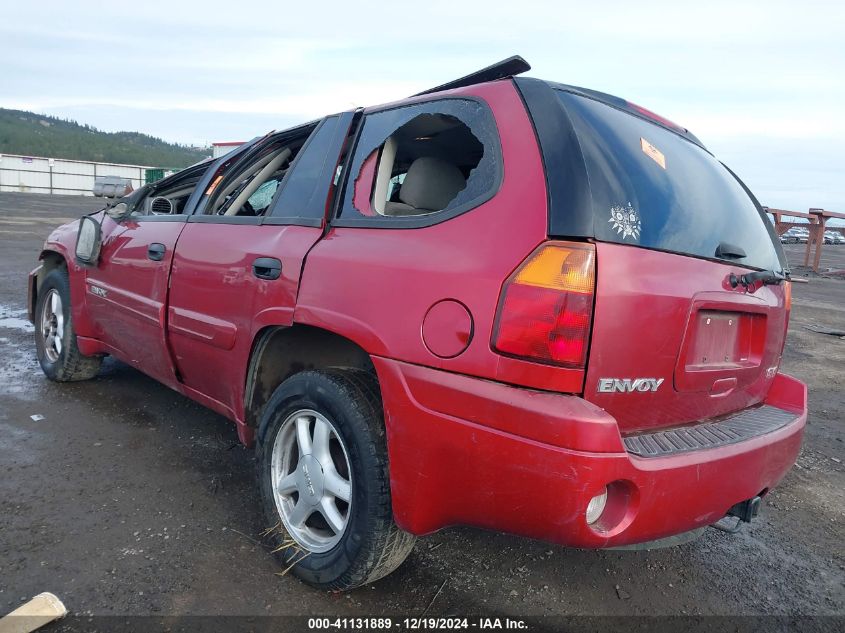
729, 269, 788, 288
715, 242, 747, 260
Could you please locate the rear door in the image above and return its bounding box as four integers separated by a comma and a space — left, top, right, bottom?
542, 89, 789, 432
165, 114, 352, 419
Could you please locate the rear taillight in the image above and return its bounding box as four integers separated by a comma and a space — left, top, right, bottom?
492, 242, 596, 368
627, 102, 686, 134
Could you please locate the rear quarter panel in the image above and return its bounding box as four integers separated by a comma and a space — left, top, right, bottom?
295, 81, 585, 392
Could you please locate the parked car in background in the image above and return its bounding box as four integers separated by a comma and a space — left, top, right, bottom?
823, 230, 844, 245
27, 56, 806, 591
92, 176, 133, 198
780, 227, 807, 244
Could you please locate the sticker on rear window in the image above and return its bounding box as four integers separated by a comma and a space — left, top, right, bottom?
609, 203, 641, 241
640, 137, 666, 169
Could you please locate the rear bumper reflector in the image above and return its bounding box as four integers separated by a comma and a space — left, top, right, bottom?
623, 404, 797, 457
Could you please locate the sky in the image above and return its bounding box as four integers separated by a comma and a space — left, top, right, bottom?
1, 0, 843, 215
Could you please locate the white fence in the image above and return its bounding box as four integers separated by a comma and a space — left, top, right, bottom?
0, 153, 156, 196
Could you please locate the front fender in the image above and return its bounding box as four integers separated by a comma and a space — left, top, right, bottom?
38, 218, 99, 339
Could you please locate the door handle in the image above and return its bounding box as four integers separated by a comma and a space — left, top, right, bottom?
252, 257, 282, 280
148, 243, 166, 261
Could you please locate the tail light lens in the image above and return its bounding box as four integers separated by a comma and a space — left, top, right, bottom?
492, 242, 596, 368
627, 102, 686, 134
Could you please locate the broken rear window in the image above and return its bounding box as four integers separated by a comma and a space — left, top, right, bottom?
556, 91, 784, 271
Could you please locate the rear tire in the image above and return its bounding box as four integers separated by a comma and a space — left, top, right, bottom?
256, 369, 415, 590
34, 268, 102, 382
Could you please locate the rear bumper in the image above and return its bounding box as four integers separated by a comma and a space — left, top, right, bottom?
374, 357, 807, 548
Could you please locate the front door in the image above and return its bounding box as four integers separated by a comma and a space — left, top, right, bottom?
84, 147, 259, 387
86, 213, 187, 386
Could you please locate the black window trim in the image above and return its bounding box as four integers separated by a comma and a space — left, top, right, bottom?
330, 94, 503, 230
513, 77, 593, 239
263, 117, 330, 221
133, 213, 189, 223
182, 214, 323, 228
187, 214, 262, 225
261, 216, 323, 228
263, 111, 355, 226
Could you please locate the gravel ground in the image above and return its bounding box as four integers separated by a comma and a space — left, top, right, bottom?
0, 193, 842, 624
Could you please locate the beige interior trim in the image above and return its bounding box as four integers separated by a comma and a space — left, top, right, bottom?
210, 150, 278, 215
372, 136, 397, 216
212, 153, 273, 214
224, 148, 291, 216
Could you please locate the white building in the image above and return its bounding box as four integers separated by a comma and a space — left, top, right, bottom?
0, 153, 158, 196
212, 141, 245, 159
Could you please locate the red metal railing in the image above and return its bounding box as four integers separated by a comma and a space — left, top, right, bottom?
765, 207, 845, 272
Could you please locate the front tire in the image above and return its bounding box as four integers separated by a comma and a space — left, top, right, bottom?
256, 369, 415, 590
34, 268, 102, 382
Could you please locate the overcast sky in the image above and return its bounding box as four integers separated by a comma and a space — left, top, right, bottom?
2, 0, 843, 214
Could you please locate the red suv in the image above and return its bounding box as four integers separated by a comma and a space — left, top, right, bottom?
28, 57, 806, 591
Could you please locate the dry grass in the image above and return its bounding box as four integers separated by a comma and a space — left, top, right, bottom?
262, 521, 312, 577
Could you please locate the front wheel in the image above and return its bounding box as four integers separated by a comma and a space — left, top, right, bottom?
256, 369, 415, 590
34, 268, 102, 382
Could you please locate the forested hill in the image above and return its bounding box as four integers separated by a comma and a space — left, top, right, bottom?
0, 108, 209, 167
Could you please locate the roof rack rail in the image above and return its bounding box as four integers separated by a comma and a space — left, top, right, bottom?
412, 55, 531, 97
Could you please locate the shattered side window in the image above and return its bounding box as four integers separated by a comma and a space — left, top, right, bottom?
337, 98, 500, 221
246, 179, 278, 212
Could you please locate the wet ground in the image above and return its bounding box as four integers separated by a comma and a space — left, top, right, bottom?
0, 193, 842, 621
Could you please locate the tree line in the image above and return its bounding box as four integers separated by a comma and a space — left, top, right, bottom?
0, 109, 209, 168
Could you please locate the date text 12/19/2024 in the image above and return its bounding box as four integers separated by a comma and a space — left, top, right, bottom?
308, 618, 529, 630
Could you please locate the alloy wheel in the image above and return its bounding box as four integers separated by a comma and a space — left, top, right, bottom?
270, 409, 353, 553
40, 289, 64, 362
